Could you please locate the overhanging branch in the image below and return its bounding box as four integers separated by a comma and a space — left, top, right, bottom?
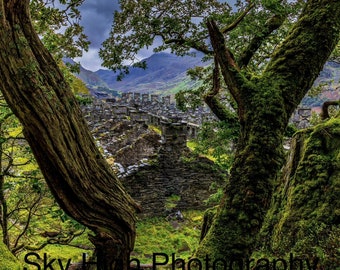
204, 57, 239, 128
163, 37, 212, 55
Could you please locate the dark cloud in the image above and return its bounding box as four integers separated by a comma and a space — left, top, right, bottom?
79, 0, 119, 48
75, 0, 119, 70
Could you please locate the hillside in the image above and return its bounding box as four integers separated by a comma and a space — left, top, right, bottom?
95, 52, 205, 94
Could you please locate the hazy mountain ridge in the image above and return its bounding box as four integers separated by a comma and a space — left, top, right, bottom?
74, 52, 206, 94
70, 54, 340, 107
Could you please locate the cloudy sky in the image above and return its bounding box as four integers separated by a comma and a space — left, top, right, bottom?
73, 0, 119, 71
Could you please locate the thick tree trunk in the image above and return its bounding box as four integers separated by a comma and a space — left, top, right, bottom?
0, 1, 139, 269
196, 0, 340, 264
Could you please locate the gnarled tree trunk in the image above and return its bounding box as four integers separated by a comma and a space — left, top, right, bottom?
0, 1, 139, 269
196, 0, 340, 264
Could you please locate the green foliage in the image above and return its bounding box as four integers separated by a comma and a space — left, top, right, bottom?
204, 187, 224, 205
165, 195, 181, 211
192, 121, 238, 170
0, 99, 87, 258
101, 0, 302, 76
175, 88, 205, 112
148, 125, 162, 135
100, 0, 228, 75
75, 94, 93, 105
285, 123, 298, 138
175, 65, 217, 112
28, 1, 90, 98
30, 0, 89, 61
330, 42, 340, 62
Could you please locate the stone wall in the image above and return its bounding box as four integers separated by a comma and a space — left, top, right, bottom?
82, 98, 204, 140
290, 107, 312, 129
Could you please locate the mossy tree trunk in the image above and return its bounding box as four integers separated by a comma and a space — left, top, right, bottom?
0, 1, 139, 269
196, 0, 340, 262
256, 117, 340, 269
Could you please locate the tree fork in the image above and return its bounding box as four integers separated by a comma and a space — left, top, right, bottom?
0, 1, 139, 269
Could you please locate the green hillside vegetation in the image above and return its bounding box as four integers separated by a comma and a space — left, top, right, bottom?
0, 101, 90, 265
133, 210, 203, 264
59, 62, 90, 95
0, 75, 92, 267
0, 241, 21, 270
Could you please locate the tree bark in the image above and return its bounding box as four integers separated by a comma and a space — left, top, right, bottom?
0, 1, 139, 269
196, 0, 340, 263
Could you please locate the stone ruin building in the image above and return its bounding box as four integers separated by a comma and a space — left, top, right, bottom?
82, 98, 226, 217
81, 93, 313, 216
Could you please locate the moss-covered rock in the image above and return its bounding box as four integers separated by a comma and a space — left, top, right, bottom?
0, 241, 22, 270
255, 117, 340, 269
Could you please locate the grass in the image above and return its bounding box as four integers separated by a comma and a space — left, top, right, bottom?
148, 124, 162, 135
18, 210, 204, 268
132, 210, 203, 264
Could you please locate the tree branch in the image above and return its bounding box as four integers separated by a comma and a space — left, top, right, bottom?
163, 37, 212, 55
238, 14, 286, 68
12, 192, 42, 252
221, 3, 255, 34
204, 57, 239, 129
264, 0, 340, 116
0, 1, 140, 266
206, 19, 244, 120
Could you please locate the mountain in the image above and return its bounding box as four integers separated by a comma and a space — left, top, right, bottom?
73, 52, 206, 95
77, 65, 109, 88
63, 58, 109, 88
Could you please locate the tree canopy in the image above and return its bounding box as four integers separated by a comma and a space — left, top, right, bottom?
101, 0, 304, 73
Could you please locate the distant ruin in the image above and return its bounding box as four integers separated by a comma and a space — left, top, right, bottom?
83, 92, 312, 134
